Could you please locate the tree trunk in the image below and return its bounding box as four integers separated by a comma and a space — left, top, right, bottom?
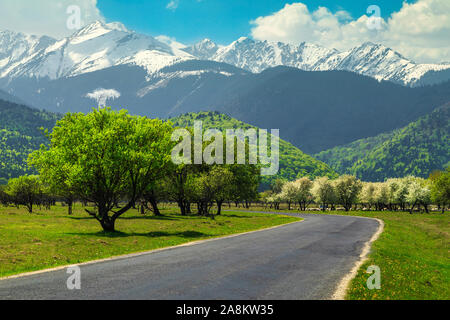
148, 196, 161, 216
409, 201, 417, 214
178, 200, 186, 216
185, 202, 192, 214
67, 199, 73, 215
216, 200, 223, 215
100, 218, 115, 232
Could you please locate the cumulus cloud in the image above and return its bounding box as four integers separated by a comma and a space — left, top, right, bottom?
251, 0, 450, 63
0, 0, 104, 39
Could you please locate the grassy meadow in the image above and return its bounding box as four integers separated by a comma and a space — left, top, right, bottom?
0, 203, 300, 278
1, 201, 448, 300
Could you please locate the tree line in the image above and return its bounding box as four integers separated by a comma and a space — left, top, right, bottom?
0, 108, 260, 232
1, 108, 448, 233
261, 169, 449, 214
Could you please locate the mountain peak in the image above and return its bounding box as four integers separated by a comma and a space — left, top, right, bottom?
105, 22, 129, 32
199, 38, 215, 44
72, 20, 129, 39
234, 37, 253, 45
183, 38, 220, 60
75, 20, 106, 34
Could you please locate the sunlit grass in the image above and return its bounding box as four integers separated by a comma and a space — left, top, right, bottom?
344, 211, 449, 300
0, 203, 300, 278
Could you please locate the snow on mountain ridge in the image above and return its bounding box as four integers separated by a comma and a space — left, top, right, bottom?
0, 21, 449, 87
185, 38, 450, 86
0, 21, 194, 80
0, 30, 56, 76
183, 38, 220, 61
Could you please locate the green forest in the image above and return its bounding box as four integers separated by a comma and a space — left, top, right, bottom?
0, 103, 337, 188
171, 112, 338, 188
0, 99, 60, 184
1, 99, 449, 187
316, 103, 450, 181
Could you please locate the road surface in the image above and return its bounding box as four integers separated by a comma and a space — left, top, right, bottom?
0, 213, 380, 300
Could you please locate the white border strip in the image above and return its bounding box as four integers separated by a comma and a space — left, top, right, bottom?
331, 217, 385, 300
0, 219, 303, 281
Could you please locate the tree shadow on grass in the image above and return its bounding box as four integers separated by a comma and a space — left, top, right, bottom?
219, 214, 254, 219
119, 215, 181, 221
67, 215, 182, 221
67, 230, 209, 239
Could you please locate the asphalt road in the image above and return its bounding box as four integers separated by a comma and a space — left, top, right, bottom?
0, 213, 380, 300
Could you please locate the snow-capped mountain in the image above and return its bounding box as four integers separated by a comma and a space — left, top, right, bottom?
183, 39, 221, 61
184, 38, 450, 87
0, 21, 194, 80
1, 21, 449, 87
0, 30, 56, 75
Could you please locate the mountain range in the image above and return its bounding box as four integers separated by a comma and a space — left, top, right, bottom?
182, 37, 450, 87
0, 20, 448, 182
1, 21, 449, 87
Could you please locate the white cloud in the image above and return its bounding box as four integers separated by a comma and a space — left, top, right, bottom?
0, 0, 104, 39
251, 0, 450, 63
86, 88, 121, 107
166, 0, 180, 11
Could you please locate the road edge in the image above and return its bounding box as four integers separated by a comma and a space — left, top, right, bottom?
0, 218, 303, 282
331, 217, 385, 300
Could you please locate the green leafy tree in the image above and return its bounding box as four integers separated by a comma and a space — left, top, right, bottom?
312, 177, 336, 211
190, 166, 234, 217
229, 164, 260, 208
430, 168, 450, 213
406, 177, 431, 213
280, 180, 298, 210
270, 178, 286, 195
0, 184, 10, 205
5, 175, 43, 213
30, 108, 174, 232
334, 175, 363, 211
295, 177, 313, 211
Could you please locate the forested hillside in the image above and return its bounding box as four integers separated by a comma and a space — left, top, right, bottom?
0, 99, 60, 183
171, 111, 337, 188
0, 106, 336, 187
316, 104, 450, 181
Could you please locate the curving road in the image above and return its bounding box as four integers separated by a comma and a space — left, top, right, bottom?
0, 213, 380, 300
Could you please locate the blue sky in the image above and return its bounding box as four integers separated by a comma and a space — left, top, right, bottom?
0, 0, 447, 63
98, 0, 415, 44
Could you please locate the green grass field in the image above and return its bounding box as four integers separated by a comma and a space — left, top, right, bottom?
228, 205, 450, 300
1, 203, 448, 300
343, 211, 449, 300
0, 204, 300, 278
